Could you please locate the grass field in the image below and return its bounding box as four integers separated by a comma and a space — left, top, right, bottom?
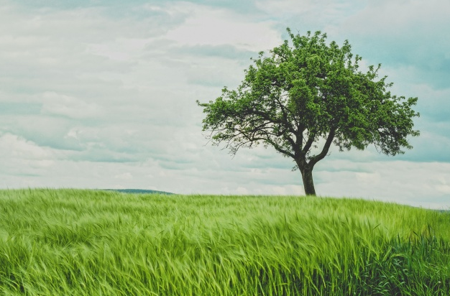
0, 189, 449, 295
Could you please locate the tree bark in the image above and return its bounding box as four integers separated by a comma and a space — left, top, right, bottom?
300, 167, 316, 196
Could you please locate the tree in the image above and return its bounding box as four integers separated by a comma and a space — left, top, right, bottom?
197, 29, 420, 196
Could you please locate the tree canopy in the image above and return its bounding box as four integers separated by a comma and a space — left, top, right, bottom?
197, 29, 420, 195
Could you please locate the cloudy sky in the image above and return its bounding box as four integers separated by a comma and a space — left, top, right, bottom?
1, 0, 449, 209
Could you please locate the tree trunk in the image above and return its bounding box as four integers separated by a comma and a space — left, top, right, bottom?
300, 167, 316, 196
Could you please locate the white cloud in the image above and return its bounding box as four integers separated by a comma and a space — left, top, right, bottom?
255, 0, 364, 35
41, 91, 103, 119
317, 160, 450, 209
165, 3, 281, 51
86, 37, 155, 62
355, 172, 381, 185
255, 0, 314, 15
436, 184, 450, 195
0, 133, 66, 177
340, 0, 450, 37
115, 172, 133, 180
0, 133, 51, 159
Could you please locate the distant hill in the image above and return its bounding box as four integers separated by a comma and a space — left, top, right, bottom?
103, 189, 174, 195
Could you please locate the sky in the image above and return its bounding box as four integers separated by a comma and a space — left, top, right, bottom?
0, 0, 449, 209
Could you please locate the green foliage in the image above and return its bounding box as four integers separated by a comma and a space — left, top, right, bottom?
1, 189, 449, 295
197, 29, 420, 194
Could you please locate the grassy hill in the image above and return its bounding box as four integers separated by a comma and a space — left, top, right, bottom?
0, 189, 449, 295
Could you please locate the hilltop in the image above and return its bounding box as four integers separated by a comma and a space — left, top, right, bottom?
103, 188, 173, 195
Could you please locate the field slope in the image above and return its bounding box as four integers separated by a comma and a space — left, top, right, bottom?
0, 189, 449, 295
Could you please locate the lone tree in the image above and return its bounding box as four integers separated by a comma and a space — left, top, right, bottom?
197, 29, 420, 196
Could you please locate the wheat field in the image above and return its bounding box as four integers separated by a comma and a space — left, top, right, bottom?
0, 189, 449, 295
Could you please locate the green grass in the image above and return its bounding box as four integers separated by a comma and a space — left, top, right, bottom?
0, 189, 449, 295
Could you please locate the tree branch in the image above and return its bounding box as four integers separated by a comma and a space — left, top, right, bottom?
223, 122, 296, 159
265, 138, 295, 158
302, 132, 315, 154
273, 94, 296, 135
244, 106, 297, 153
309, 127, 336, 166
248, 127, 296, 158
